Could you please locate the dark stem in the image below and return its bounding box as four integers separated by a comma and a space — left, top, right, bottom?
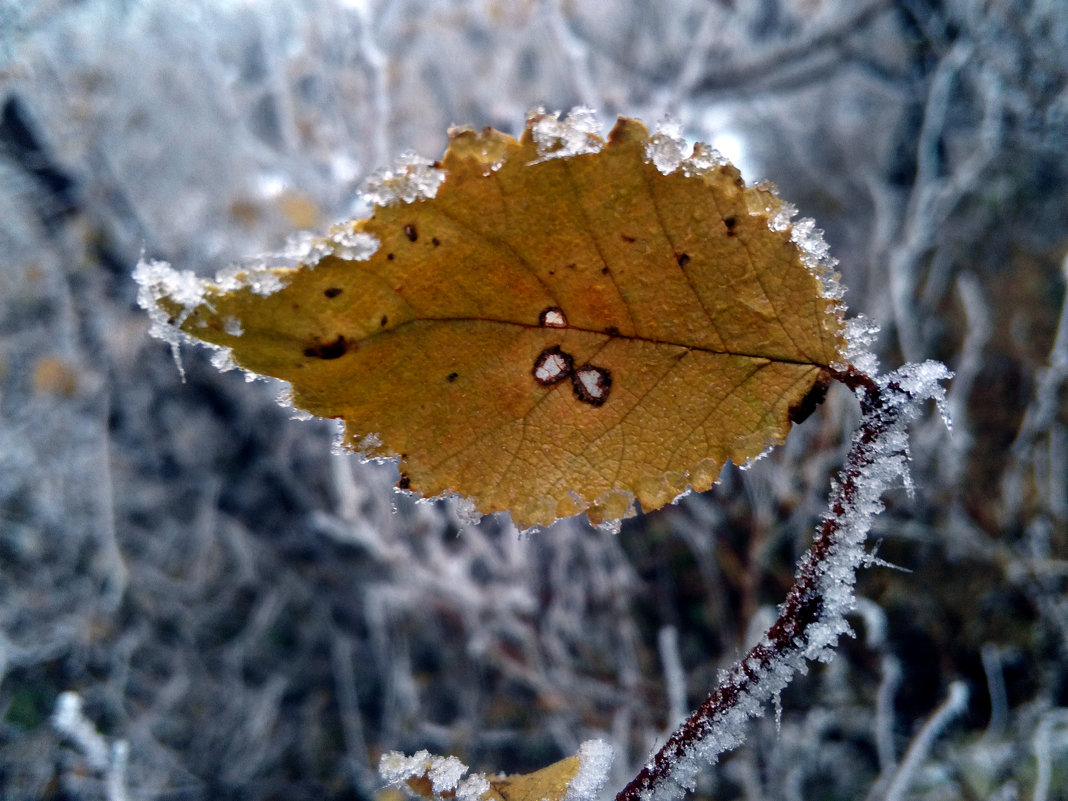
616, 366, 899, 801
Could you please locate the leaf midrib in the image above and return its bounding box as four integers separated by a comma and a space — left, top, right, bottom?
370, 314, 835, 369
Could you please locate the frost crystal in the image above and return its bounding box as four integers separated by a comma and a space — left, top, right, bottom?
681, 143, 730, 176
282, 230, 329, 263
564, 740, 615, 801
427, 755, 467, 793
644, 117, 687, 175
751, 182, 798, 233
837, 315, 881, 375
133, 257, 208, 379
133, 253, 294, 381
448, 495, 483, 528
362, 151, 447, 206
455, 773, 491, 801
277, 386, 313, 420
378, 749, 492, 801
280, 226, 380, 264
327, 226, 379, 261
528, 107, 603, 163
595, 517, 623, 535
789, 217, 844, 302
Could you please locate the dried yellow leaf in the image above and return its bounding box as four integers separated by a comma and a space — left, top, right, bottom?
142, 112, 847, 528
483, 754, 581, 801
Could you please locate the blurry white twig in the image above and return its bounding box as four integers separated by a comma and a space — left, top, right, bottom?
880, 682, 969, 801
52, 691, 130, 801
351, 0, 391, 168
543, 0, 599, 109
873, 655, 902, 779
1029, 709, 1068, 801
936, 272, 990, 484
1001, 254, 1068, 522
657, 625, 687, 731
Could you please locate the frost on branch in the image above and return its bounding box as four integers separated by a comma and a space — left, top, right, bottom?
380, 740, 613, 801
618, 360, 952, 801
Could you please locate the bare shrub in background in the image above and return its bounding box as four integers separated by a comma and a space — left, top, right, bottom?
0, 1, 1065, 799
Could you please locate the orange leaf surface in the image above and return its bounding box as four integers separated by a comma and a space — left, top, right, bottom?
139, 111, 847, 528
481, 754, 581, 801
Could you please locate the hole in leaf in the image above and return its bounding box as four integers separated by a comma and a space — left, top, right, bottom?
572, 364, 611, 406
533, 346, 574, 386
539, 307, 568, 328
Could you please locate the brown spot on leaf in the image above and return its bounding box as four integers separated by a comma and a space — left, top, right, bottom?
605, 326, 620, 337
404, 224, 418, 242
431, 236, 441, 247
397, 473, 411, 490
380, 315, 389, 327
724, 216, 737, 236
788, 369, 832, 424
601, 266, 610, 275
677, 253, 691, 268
532, 346, 573, 386
323, 287, 343, 298
303, 335, 348, 360
572, 364, 611, 406
387, 253, 395, 260
446, 372, 458, 382
621, 233, 636, 243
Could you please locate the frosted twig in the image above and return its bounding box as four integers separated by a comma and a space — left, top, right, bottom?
332, 635, 375, 792
616, 362, 951, 801
1001, 257, 1068, 523
52, 691, 130, 801
657, 626, 688, 730
873, 655, 901, 776
882, 682, 968, 801
543, 0, 599, 109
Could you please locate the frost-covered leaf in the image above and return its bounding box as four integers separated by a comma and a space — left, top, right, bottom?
481, 754, 580, 801
138, 111, 847, 527
379, 741, 613, 801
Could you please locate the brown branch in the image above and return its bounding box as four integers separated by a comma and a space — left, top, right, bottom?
616, 365, 910, 801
